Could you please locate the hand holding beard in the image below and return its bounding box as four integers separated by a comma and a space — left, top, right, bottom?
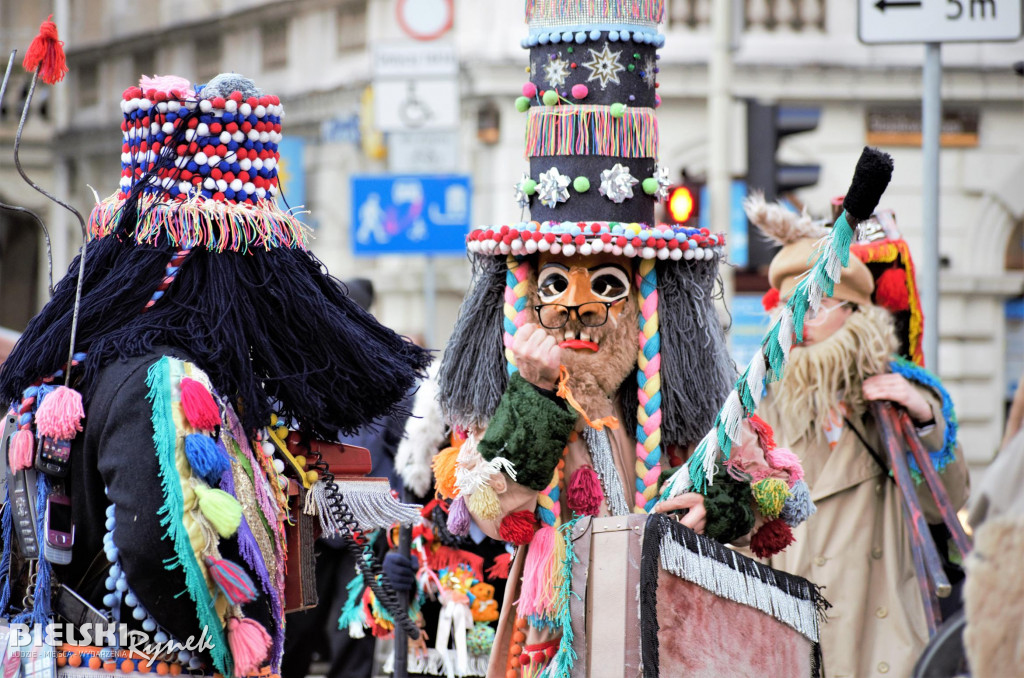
513, 323, 562, 391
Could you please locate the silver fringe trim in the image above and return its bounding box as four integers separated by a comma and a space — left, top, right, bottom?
582, 426, 630, 517
382, 648, 491, 677
658, 533, 821, 643
303, 478, 421, 533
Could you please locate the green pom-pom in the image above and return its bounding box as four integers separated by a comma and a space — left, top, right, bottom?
542, 90, 559, 106
193, 484, 243, 538
515, 96, 531, 113
642, 177, 659, 195
523, 179, 537, 196
610, 102, 627, 117
628, 63, 636, 72
573, 176, 591, 193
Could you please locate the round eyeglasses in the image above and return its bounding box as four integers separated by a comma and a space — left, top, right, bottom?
533, 300, 625, 330
803, 300, 851, 326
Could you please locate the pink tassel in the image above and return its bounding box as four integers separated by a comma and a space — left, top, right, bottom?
566, 465, 603, 516
34, 386, 84, 440
516, 525, 555, 618
180, 377, 221, 430
226, 617, 271, 677
766, 447, 804, 485
9, 430, 35, 471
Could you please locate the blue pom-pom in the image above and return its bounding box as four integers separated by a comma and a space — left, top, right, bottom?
184, 434, 232, 485
780, 480, 816, 527
609, 30, 619, 41
589, 29, 601, 41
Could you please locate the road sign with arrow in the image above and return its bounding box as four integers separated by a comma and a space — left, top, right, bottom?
859, 0, 1022, 44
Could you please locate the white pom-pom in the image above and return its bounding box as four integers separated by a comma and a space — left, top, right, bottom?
683, 248, 696, 260
178, 181, 192, 194
254, 105, 267, 117
199, 99, 213, 113
538, 239, 551, 252
550, 242, 562, 255
563, 244, 576, 257
253, 158, 264, 170
580, 243, 593, 256
194, 151, 208, 165
203, 177, 216, 190
256, 187, 267, 199
162, 122, 175, 134
265, 157, 277, 170
239, 158, 252, 171
225, 99, 238, 112
243, 181, 255, 194
499, 242, 511, 254
168, 101, 181, 112
232, 131, 245, 143
138, 98, 152, 110
624, 244, 636, 257
669, 248, 683, 261
612, 245, 623, 256
197, 123, 210, 137
657, 247, 670, 260
216, 179, 228, 192
247, 129, 260, 141
525, 239, 538, 253
230, 179, 243, 192
219, 131, 231, 144
207, 155, 221, 167
239, 103, 252, 116
591, 239, 604, 253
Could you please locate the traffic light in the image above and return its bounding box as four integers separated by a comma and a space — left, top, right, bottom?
746, 100, 821, 269
666, 181, 702, 226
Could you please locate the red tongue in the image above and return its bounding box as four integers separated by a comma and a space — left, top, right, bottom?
559, 339, 599, 352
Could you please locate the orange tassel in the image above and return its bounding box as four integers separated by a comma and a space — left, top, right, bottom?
23, 15, 68, 85
432, 443, 462, 500
556, 365, 619, 431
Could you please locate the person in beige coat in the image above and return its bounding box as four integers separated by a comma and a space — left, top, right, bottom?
749, 197, 970, 678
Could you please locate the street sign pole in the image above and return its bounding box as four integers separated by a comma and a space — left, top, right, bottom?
922, 42, 941, 370
424, 255, 437, 348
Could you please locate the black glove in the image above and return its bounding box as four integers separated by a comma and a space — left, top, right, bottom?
382, 552, 419, 593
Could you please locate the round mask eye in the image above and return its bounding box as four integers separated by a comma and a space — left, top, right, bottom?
537, 269, 569, 302
589, 267, 629, 301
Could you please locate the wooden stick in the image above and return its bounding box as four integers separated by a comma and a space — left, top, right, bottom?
895, 409, 972, 559
872, 402, 946, 634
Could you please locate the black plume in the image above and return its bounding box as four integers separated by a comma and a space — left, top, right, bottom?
842, 147, 894, 221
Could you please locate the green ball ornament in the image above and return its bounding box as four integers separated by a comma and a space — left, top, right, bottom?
610, 102, 627, 117
642, 177, 660, 195
542, 90, 559, 106
515, 96, 531, 112
524, 179, 538, 196
573, 176, 591, 193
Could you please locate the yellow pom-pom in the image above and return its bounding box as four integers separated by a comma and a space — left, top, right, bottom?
467, 484, 502, 521
752, 478, 790, 519
193, 485, 243, 537
432, 444, 462, 500
305, 470, 319, 484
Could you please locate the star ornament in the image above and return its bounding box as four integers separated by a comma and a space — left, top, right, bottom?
514, 172, 531, 208
538, 167, 570, 208
582, 44, 625, 90
599, 163, 639, 203
544, 56, 571, 88
655, 165, 671, 202
642, 56, 657, 88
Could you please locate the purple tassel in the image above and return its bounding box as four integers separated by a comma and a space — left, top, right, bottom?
447, 496, 471, 536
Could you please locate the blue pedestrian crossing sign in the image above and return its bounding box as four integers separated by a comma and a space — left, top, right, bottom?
351, 174, 472, 256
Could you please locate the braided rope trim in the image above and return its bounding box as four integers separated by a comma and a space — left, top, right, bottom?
89, 193, 310, 253
662, 213, 857, 498
634, 258, 661, 513
143, 249, 191, 312
503, 255, 531, 375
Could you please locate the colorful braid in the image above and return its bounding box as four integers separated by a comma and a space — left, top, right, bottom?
503, 255, 531, 375
143, 249, 191, 312
535, 456, 564, 528
634, 259, 662, 513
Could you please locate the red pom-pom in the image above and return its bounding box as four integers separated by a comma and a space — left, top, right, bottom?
9, 429, 35, 471
179, 377, 221, 430
499, 511, 537, 546
749, 518, 795, 559
566, 465, 603, 516
761, 288, 781, 312
747, 414, 776, 452
486, 552, 512, 580
875, 267, 910, 312
22, 15, 68, 85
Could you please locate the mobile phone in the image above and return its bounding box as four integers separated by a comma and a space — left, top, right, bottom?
35, 436, 71, 478
6, 467, 40, 559
43, 493, 74, 565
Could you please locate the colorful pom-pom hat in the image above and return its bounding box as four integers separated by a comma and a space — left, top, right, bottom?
88, 73, 308, 254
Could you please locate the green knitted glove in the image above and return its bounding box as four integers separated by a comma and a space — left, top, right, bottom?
478, 373, 576, 491
703, 467, 756, 544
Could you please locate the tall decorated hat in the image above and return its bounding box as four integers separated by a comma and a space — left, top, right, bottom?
467, 0, 724, 262
88, 73, 306, 253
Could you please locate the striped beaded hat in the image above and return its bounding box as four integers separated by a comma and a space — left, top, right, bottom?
88, 73, 308, 253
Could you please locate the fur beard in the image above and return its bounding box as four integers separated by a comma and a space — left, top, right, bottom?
771, 304, 897, 443
528, 285, 639, 421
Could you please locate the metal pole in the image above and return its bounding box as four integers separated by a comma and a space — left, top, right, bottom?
921, 42, 941, 371
424, 255, 437, 348
392, 486, 413, 678
709, 0, 735, 304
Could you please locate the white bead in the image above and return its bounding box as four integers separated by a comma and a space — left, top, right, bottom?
243, 182, 255, 194
247, 129, 260, 141
683, 249, 695, 260
580, 243, 593, 256
121, 152, 131, 163
264, 157, 276, 170
219, 131, 231, 144
591, 240, 604, 253
203, 178, 216, 190
208, 155, 221, 167
499, 242, 511, 255
657, 247, 670, 260
624, 244, 636, 257
168, 101, 181, 112
550, 242, 562, 255
268, 184, 277, 194
272, 459, 285, 473
225, 100, 238, 112
197, 123, 210, 137
239, 158, 252, 171
178, 182, 192, 194
524, 239, 538, 254
538, 239, 551, 252
253, 158, 264, 170
239, 103, 252, 116
216, 179, 228, 192
232, 131, 245, 143
194, 151, 208, 165
138, 98, 152, 110
563, 244, 576, 257
199, 100, 212, 113
259, 132, 270, 143
670, 248, 683, 261
254, 105, 267, 117
642, 247, 656, 259
256, 187, 267, 199
174, 156, 188, 169
230, 179, 242, 192
184, 129, 196, 142
156, 102, 168, 113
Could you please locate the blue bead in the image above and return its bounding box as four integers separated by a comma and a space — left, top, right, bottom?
177, 651, 190, 664
154, 632, 168, 644
538, 33, 550, 44
143, 619, 156, 632
103, 594, 117, 608
589, 29, 602, 41
575, 32, 586, 44
622, 31, 632, 41
224, 188, 236, 200
116, 578, 128, 592
99, 648, 114, 660
528, 34, 539, 46
609, 31, 619, 41
562, 31, 573, 42
222, 112, 235, 123
124, 592, 138, 607
105, 577, 116, 591
186, 161, 199, 172
688, 239, 698, 249
132, 607, 146, 621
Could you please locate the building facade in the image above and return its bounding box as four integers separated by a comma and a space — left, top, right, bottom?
0, 0, 1022, 477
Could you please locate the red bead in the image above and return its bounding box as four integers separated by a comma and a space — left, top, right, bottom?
203, 145, 216, 156
646, 237, 657, 247
238, 171, 250, 182
209, 122, 223, 135
246, 97, 258, 107
617, 236, 627, 246
229, 91, 244, 102
213, 192, 226, 201
177, 144, 188, 155
500, 225, 510, 235
631, 237, 642, 248
241, 121, 252, 133
561, 234, 571, 244
210, 168, 223, 180
667, 238, 678, 250
187, 116, 199, 129
216, 144, 227, 156
145, 89, 157, 100
226, 122, 239, 133
657, 238, 666, 248
188, 142, 199, 154
509, 228, 519, 239
154, 91, 167, 102
223, 171, 235, 183
591, 223, 602, 233
545, 233, 557, 243
180, 171, 193, 180
575, 234, 586, 246
211, 97, 226, 109
680, 240, 690, 250
601, 233, 612, 243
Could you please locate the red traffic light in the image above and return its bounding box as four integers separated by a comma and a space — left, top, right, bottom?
667, 185, 697, 224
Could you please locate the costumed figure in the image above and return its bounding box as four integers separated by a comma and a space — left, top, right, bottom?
432, 3, 906, 677
747, 196, 971, 678
0, 20, 429, 678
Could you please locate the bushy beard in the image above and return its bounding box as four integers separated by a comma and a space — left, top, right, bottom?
769, 304, 897, 443
528, 285, 639, 421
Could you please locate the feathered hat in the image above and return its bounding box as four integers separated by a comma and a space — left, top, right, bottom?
439, 0, 736, 515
